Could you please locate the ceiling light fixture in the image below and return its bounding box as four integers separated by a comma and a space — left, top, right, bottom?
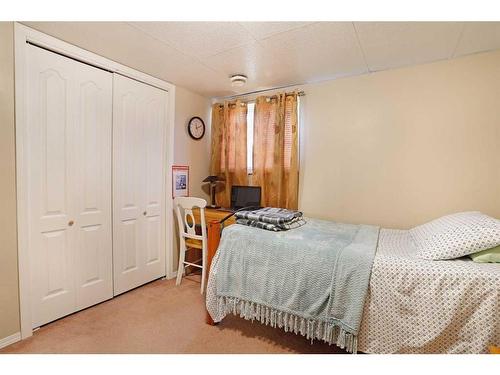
230, 74, 247, 87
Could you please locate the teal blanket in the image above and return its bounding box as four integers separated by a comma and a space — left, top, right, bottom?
215, 218, 379, 353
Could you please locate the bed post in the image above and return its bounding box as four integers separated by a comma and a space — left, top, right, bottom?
205, 220, 222, 325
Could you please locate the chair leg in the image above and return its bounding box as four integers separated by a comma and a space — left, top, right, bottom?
176, 244, 186, 286
200, 246, 207, 294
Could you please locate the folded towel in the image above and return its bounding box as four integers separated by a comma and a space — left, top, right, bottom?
235, 207, 305, 232
236, 216, 306, 232
235, 207, 303, 224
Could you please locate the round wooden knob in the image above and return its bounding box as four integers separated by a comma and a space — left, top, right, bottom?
68, 220, 74, 226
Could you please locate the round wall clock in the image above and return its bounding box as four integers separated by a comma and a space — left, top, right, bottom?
188, 117, 205, 140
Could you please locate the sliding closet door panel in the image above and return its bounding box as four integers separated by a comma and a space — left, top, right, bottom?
144, 96, 166, 269
113, 88, 144, 292
27, 44, 113, 327
27, 45, 76, 327
73, 66, 113, 310
113, 74, 167, 295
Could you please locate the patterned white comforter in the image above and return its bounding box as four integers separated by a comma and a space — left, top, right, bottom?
207, 228, 500, 353
358, 229, 499, 353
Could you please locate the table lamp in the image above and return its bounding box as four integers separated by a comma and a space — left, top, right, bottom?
202, 175, 225, 208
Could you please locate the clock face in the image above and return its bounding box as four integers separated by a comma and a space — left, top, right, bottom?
188, 117, 205, 140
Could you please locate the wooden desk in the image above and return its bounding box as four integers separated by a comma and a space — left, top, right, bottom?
192, 207, 236, 227
191, 208, 235, 325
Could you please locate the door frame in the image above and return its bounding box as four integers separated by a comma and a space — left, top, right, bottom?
14, 22, 176, 339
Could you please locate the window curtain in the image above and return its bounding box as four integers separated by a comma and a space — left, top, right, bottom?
210, 93, 298, 210
210, 100, 247, 208
252, 93, 299, 209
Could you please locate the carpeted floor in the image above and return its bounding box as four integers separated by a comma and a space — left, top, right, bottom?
1, 275, 347, 354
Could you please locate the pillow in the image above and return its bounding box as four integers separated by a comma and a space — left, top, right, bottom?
410, 211, 500, 260
469, 245, 500, 263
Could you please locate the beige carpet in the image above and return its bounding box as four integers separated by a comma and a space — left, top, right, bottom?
1, 276, 347, 354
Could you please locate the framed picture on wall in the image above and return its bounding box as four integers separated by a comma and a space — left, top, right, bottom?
172, 165, 190, 198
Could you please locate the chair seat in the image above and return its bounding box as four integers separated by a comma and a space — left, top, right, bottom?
185, 238, 203, 249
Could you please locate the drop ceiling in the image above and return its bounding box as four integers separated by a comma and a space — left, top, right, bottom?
22, 21, 500, 98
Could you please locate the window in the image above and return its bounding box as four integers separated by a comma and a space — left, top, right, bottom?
246, 102, 255, 175
245, 98, 300, 175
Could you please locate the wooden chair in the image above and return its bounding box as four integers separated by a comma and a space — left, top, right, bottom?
173, 197, 207, 293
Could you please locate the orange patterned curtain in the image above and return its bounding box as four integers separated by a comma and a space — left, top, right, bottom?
252, 93, 299, 209
210, 93, 298, 209
210, 100, 248, 208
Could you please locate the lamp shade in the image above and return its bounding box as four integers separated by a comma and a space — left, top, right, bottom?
202, 175, 225, 183
203, 175, 225, 208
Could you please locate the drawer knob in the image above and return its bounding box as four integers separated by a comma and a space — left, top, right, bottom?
68, 220, 74, 226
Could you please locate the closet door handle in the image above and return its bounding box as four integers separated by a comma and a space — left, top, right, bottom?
68, 220, 74, 227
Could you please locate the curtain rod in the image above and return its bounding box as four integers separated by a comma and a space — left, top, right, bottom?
216, 90, 305, 106
216, 83, 306, 100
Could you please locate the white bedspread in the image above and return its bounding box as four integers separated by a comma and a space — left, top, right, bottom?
206, 228, 500, 353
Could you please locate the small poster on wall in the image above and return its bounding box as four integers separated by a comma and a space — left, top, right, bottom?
172, 165, 190, 198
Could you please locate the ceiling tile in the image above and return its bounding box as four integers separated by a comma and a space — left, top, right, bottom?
454, 22, 500, 57
239, 22, 314, 40
355, 22, 463, 71
20, 22, 500, 98
129, 22, 255, 59
23, 21, 194, 84
258, 22, 368, 83
204, 41, 298, 93
172, 61, 235, 97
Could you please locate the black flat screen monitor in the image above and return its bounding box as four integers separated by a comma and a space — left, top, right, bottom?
231, 186, 261, 210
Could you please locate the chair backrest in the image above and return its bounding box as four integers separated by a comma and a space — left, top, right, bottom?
173, 197, 207, 241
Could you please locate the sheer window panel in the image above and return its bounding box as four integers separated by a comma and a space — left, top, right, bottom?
246, 102, 255, 175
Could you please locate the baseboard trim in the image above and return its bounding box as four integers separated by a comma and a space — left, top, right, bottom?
0, 332, 21, 349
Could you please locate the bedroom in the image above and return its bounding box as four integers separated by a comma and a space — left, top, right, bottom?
1, 0, 499, 372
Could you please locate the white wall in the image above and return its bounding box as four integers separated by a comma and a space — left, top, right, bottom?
172, 86, 211, 272
297, 49, 500, 228
0, 21, 20, 340
174, 87, 212, 199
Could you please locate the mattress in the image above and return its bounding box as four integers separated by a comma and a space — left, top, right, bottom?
206, 228, 500, 353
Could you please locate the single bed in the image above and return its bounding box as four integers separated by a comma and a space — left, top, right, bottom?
205, 218, 500, 354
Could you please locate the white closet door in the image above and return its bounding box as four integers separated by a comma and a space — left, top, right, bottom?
113, 74, 167, 295
27, 44, 113, 327
73, 57, 113, 310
